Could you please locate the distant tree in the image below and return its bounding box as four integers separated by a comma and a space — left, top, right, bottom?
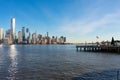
111, 37, 115, 46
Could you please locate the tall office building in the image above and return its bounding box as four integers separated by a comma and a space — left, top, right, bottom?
22, 27, 25, 42
26, 28, 30, 44
26, 28, 30, 40
38, 34, 42, 40
37, 34, 42, 44
0, 28, 4, 40
32, 33, 37, 44
64, 37, 66, 42
11, 18, 15, 41
47, 32, 48, 37
46, 32, 49, 44
26, 28, 29, 33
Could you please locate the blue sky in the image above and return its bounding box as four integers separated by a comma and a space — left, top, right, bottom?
0, 0, 120, 43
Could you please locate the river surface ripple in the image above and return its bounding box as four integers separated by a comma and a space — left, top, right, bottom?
0, 45, 120, 80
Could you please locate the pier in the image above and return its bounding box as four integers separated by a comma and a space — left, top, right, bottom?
76, 45, 120, 53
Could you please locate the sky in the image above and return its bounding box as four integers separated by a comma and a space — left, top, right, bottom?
0, 0, 120, 43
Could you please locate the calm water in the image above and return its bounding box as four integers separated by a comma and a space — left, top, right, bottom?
0, 45, 120, 80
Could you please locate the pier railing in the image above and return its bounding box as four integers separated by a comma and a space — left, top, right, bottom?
76, 45, 120, 53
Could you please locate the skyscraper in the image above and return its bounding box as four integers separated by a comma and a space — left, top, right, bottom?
46, 32, 49, 44
0, 28, 4, 40
32, 33, 37, 44
11, 18, 15, 41
26, 28, 29, 33
26, 28, 30, 43
22, 27, 25, 42
26, 28, 30, 37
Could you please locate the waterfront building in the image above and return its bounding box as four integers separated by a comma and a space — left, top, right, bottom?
26, 28, 30, 43
32, 33, 37, 44
48, 37, 51, 44
4, 29, 12, 44
14, 33, 18, 43
11, 18, 15, 42
46, 32, 49, 44
51, 36, 57, 44
37, 34, 42, 44
0, 28, 4, 40
38, 34, 42, 41
28, 38, 32, 44
54, 37, 59, 44
3, 38, 13, 44
22, 27, 25, 42
41, 37, 47, 44
5, 29, 12, 40
64, 37, 66, 42
0, 28, 4, 44
18, 31, 22, 43
58, 36, 65, 44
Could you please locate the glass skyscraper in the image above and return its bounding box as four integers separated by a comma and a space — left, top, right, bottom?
22, 27, 25, 41
11, 18, 15, 41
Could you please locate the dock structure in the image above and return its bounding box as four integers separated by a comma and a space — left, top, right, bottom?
76, 45, 120, 53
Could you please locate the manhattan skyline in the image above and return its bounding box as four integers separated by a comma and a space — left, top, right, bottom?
0, 0, 120, 43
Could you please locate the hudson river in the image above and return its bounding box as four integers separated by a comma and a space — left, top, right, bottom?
0, 45, 120, 80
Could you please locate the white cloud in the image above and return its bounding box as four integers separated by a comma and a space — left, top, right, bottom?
60, 12, 120, 35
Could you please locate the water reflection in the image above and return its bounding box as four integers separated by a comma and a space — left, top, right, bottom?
0, 44, 3, 47
8, 45, 18, 80
0, 44, 3, 70
0, 44, 3, 49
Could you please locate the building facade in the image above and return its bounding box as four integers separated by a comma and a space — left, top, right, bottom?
18, 31, 22, 43
22, 27, 25, 42
4, 29, 12, 44
0, 28, 4, 40
26, 28, 30, 43
11, 18, 15, 41
32, 33, 37, 44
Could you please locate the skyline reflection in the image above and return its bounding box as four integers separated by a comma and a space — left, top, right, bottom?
7, 45, 18, 80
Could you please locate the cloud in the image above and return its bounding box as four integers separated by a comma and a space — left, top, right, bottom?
60, 12, 120, 35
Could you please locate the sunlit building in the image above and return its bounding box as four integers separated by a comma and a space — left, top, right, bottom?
18, 31, 22, 43
64, 37, 66, 42
51, 36, 57, 44
58, 36, 66, 44
0, 28, 4, 40
26, 28, 30, 43
4, 29, 12, 44
11, 18, 15, 41
41, 37, 47, 44
22, 27, 25, 42
37, 34, 42, 44
32, 33, 37, 44
46, 32, 49, 44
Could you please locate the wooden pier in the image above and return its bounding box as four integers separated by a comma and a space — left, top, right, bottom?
76, 45, 120, 53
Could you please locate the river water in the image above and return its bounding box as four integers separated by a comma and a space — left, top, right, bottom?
0, 45, 120, 80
